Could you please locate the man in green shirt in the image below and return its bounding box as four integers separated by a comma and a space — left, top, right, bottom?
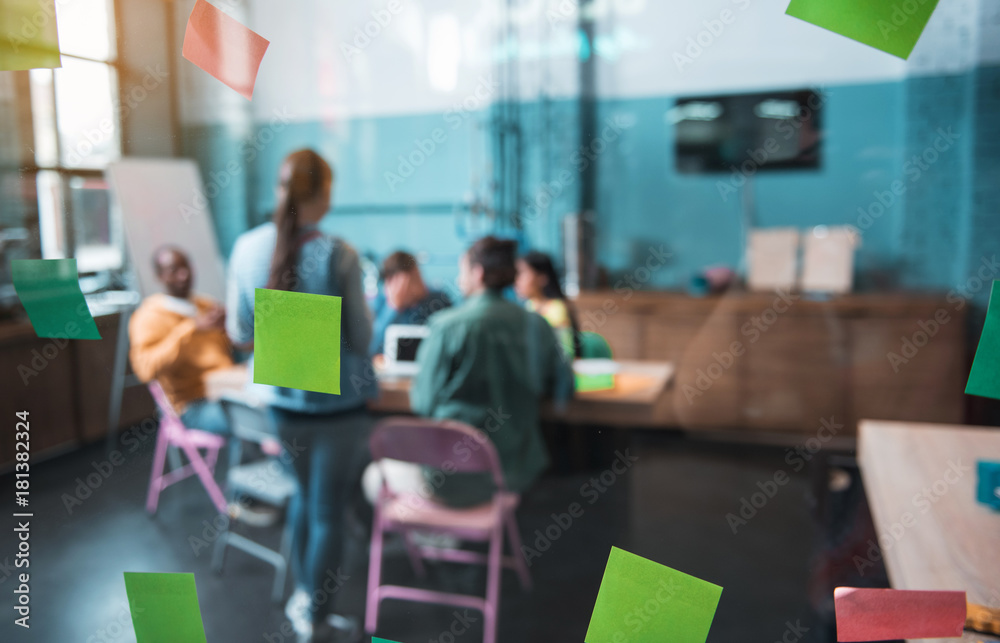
410, 236, 574, 506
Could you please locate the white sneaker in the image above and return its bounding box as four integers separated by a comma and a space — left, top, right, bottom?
285, 588, 312, 635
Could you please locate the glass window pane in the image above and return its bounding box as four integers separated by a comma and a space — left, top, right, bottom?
28, 69, 58, 167
36, 169, 67, 259
56, 0, 115, 61
67, 176, 121, 272
54, 58, 121, 169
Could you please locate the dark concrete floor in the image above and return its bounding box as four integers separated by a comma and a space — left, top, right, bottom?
0, 423, 883, 643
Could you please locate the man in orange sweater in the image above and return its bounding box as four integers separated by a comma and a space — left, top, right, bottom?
129, 246, 234, 434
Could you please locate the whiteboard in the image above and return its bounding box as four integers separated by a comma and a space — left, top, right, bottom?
106, 158, 226, 302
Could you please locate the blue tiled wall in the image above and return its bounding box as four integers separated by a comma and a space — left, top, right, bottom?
181, 69, 999, 296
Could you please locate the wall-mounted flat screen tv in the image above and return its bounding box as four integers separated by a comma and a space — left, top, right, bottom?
672, 89, 823, 173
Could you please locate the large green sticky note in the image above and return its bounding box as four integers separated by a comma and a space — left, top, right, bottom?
253, 288, 341, 395
123, 572, 208, 643
0, 0, 62, 70
785, 0, 940, 59
966, 281, 1000, 400
11, 259, 101, 340
585, 547, 723, 643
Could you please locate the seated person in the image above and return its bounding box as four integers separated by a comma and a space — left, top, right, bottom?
129, 246, 233, 435
515, 250, 582, 359
363, 237, 574, 508
369, 250, 451, 359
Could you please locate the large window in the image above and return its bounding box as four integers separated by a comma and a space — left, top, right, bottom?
29, 0, 123, 274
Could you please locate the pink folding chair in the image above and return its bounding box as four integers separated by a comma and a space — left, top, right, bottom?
366, 417, 532, 643
145, 381, 228, 515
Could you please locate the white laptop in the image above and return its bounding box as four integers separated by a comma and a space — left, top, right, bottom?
382, 324, 431, 377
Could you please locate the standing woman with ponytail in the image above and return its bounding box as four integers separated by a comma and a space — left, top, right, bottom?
227, 149, 373, 643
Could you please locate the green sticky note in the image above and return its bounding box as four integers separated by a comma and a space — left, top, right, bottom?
12, 259, 101, 340
576, 372, 616, 392
585, 547, 723, 643
253, 288, 341, 395
0, 0, 62, 70
373, 639, 403, 643
785, 0, 940, 59
123, 572, 208, 643
965, 281, 1000, 400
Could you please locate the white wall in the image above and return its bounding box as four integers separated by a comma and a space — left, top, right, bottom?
177, 0, 998, 125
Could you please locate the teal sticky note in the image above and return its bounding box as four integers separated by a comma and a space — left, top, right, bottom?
0, 0, 62, 70
966, 281, 1000, 400
586, 547, 723, 643
12, 259, 101, 339
253, 288, 341, 395
785, 0, 940, 59
123, 572, 208, 643
373, 639, 403, 643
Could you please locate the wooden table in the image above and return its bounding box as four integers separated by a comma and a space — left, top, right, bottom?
207, 361, 675, 428
858, 420, 1000, 642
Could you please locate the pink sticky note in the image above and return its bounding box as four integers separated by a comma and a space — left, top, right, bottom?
834, 587, 966, 642
182, 0, 269, 100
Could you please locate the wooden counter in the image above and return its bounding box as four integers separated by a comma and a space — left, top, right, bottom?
574, 290, 967, 435
0, 313, 154, 469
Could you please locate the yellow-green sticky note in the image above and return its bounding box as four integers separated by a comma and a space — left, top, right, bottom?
0, 0, 62, 70
585, 547, 722, 643
785, 0, 940, 59
123, 572, 208, 643
253, 288, 341, 395
11, 259, 101, 339
966, 281, 1000, 400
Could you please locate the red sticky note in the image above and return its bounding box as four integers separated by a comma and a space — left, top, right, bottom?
834, 587, 966, 642
182, 0, 269, 100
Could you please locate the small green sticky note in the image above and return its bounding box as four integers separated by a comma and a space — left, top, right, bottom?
123, 572, 208, 643
585, 547, 723, 643
965, 281, 1000, 400
11, 259, 101, 340
253, 288, 341, 395
785, 0, 940, 59
576, 372, 616, 393
373, 638, 403, 643
0, 0, 62, 70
